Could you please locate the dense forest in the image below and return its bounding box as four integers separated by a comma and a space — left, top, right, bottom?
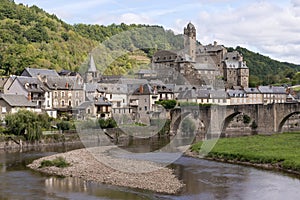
0, 0, 182, 76
0, 0, 299, 85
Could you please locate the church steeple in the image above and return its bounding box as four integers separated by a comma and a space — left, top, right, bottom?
88, 54, 97, 72
184, 22, 196, 61
85, 54, 100, 83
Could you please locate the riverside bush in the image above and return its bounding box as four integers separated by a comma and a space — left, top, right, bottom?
39, 157, 70, 168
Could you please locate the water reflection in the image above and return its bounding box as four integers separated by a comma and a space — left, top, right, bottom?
160, 156, 300, 200
44, 176, 157, 200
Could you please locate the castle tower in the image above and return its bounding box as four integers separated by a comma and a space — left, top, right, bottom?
184, 22, 196, 61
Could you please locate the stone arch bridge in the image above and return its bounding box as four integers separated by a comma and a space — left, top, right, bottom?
170, 103, 300, 137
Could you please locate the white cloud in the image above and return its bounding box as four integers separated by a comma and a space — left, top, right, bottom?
118, 13, 153, 24
187, 1, 300, 64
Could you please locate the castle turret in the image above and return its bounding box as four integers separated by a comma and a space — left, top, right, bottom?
184, 22, 196, 61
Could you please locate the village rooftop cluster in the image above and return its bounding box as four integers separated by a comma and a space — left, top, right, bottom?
0, 23, 298, 123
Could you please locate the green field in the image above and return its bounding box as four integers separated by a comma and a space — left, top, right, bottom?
191, 132, 300, 172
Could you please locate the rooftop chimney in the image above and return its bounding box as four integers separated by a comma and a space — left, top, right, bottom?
28, 92, 31, 101
139, 85, 144, 94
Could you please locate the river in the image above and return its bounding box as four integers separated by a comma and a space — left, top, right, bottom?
0, 143, 300, 200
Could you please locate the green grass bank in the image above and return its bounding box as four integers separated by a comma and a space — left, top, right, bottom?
191, 132, 300, 173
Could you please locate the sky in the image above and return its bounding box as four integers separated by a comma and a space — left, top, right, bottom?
14, 0, 300, 65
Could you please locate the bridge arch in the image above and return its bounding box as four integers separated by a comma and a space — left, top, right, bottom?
221, 111, 254, 136
278, 111, 300, 133
171, 111, 208, 135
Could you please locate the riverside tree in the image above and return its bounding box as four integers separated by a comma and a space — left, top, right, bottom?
5, 110, 51, 141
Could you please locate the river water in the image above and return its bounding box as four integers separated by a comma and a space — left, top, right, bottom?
0, 143, 300, 200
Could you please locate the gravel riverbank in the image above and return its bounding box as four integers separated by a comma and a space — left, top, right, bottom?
27, 147, 184, 194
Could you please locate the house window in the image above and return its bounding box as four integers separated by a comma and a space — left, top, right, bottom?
87, 109, 91, 114
47, 100, 50, 107
54, 92, 58, 98
75, 100, 79, 106
76, 91, 79, 98
145, 99, 147, 102
54, 99, 58, 106
61, 91, 65, 97
68, 100, 72, 107
145, 106, 147, 111
110, 94, 112, 99
2, 107, 6, 113
61, 100, 65, 106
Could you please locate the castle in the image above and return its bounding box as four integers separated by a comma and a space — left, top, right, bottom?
152, 22, 249, 88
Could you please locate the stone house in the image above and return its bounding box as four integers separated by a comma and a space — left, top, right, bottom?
99, 83, 129, 109
3, 76, 55, 118
0, 94, 40, 119
177, 88, 228, 105
40, 76, 85, 116
227, 89, 248, 105
258, 86, 287, 104
243, 87, 263, 104
74, 97, 112, 120
223, 52, 249, 89
130, 84, 159, 124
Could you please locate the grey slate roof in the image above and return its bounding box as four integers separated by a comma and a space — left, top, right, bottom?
16, 76, 48, 93
153, 50, 178, 58
244, 87, 260, 94
175, 54, 194, 63
227, 89, 246, 97
94, 96, 112, 106
272, 86, 286, 94
258, 86, 286, 94
98, 83, 128, 94
22, 68, 59, 77
118, 78, 148, 85
84, 83, 104, 93
0, 94, 36, 107
177, 89, 227, 99
132, 84, 153, 95
76, 101, 93, 110
177, 89, 197, 99
45, 76, 83, 90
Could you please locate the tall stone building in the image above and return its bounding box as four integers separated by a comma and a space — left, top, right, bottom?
152, 22, 249, 88
223, 51, 249, 88
184, 22, 196, 61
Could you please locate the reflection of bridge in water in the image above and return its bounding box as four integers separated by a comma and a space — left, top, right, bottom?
170, 103, 300, 138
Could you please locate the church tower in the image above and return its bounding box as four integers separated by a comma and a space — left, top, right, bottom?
184, 22, 196, 61
85, 54, 100, 83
